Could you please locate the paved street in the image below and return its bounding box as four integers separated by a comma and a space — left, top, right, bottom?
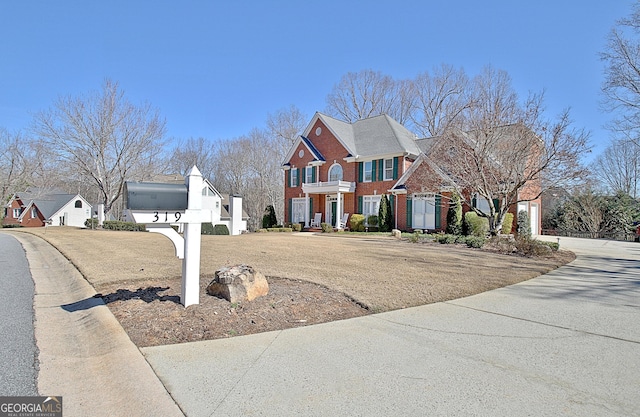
0, 233, 38, 396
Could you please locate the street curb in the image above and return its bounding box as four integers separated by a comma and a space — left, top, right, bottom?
9, 232, 184, 417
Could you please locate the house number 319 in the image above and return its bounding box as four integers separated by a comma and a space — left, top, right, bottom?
153, 211, 182, 222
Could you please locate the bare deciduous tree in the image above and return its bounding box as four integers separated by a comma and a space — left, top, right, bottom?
31, 79, 166, 218
210, 128, 285, 231
325, 69, 412, 125
266, 105, 307, 158
411, 64, 471, 137
592, 138, 640, 198
430, 67, 591, 234
0, 129, 29, 202
601, 2, 640, 140
168, 137, 217, 181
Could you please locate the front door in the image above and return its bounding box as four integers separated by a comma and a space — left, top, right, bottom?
325, 195, 344, 227
331, 202, 337, 226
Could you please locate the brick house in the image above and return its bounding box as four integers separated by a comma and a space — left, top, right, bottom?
282, 112, 542, 234
3, 189, 92, 228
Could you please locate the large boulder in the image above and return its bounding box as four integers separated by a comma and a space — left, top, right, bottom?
206, 264, 269, 303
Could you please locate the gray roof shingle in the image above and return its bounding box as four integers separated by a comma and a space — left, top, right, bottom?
317, 113, 421, 159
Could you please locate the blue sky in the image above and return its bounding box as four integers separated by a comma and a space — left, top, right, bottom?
0, 1, 634, 159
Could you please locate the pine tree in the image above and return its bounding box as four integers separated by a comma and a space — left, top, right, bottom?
378, 194, 393, 232
446, 192, 463, 235
262, 205, 278, 228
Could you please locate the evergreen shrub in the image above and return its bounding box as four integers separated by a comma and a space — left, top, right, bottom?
446, 192, 463, 235
213, 224, 230, 235
350, 214, 365, 232
502, 213, 514, 235
262, 205, 278, 229
517, 210, 531, 238
463, 212, 488, 236
201, 223, 215, 235
103, 221, 146, 231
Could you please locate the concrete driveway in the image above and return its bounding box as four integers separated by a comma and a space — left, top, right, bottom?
142, 237, 640, 417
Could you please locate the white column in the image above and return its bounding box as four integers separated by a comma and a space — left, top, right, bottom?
229, 195, 243, 235
181, 166, 203, 307
335, 192, 342, 229
304, 192, 310, 228
97, 204, 105, 226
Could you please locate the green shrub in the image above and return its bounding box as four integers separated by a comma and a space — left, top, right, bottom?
446, 192, 463, 235
350, 214, 366, 232
463, 212, 488, 236
409, 231, 421, 243
435, 234, 457, 244
213, 224, 230, 235
320, 222, 333, 233
84, 218, 98, 228
267, 227, 292, 232
291, 223, 302, 232
378, 194, 393, 232
517, 210, 531, 238
1, 223, 22, 228
463, 236, 486, 248
201, 223, 215, 235
103, 220, 146, 231
539, 240, 559, 251
366, 214, 378, 226
501, 213, 514, 235
262, 205, 278, 229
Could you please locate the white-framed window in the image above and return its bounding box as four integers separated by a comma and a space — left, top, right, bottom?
383, 158, 393, 180
290, 169, 299, 187
305, 166, 314, 183
474, 194, 493, 214
413, 193, 436, 229
329, 163, 343, 182
363, 161, 373, 182
202, 186, 216, 196
291, 198, 306, 224
12, 208, 20, 218
362, 195, 381, 216
31, 207, 37, 218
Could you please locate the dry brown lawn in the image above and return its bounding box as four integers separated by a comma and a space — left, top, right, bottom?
11, 227, 574, 346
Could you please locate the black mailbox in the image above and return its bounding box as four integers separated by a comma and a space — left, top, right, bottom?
125, 182, 188, 211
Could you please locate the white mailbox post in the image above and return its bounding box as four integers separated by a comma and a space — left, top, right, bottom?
181, 166, 203, 307
125, 166, 205, 307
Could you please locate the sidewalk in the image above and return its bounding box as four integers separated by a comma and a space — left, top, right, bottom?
142, 236, 640, 416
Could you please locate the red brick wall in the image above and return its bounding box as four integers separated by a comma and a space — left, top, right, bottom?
21, 208, 45, 227
283, 117, 418, 226
2, 199, 22, 226
2, 199, 45, 227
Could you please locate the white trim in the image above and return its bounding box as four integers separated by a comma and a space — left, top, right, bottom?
383, 158, 394, 181
302, 181, 355, 194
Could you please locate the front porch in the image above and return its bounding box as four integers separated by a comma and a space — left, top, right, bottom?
297, 181, 355, 230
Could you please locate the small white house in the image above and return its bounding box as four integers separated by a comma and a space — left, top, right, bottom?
195, 180, 248, 235
3, 189, 92, 228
